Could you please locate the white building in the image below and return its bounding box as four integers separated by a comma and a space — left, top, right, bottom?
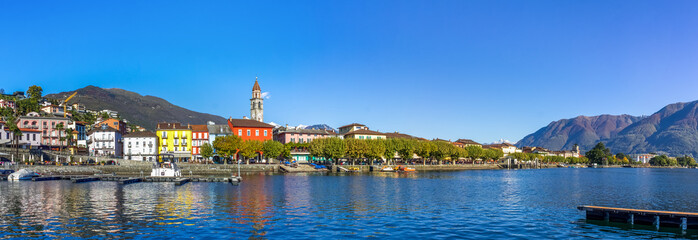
484, 143, 521, 155
123, 131, 158, 161
0, 121, 41, 148
88, 124, 123, 157
100, 109, 119, 118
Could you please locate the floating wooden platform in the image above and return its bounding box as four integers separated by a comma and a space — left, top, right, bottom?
174, 178, 190, 186
119, 178, 143, 185
578, 205, 698, 230
72, 177, 100, 183
33, 176, 63, 181
2, 174, 236, 185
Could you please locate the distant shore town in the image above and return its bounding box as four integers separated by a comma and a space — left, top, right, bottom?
0, 81, 695, 168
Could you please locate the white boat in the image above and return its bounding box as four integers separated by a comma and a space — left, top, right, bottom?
381, 167, 394, 172
151, 162, 182, 177
8, 169, 40, 181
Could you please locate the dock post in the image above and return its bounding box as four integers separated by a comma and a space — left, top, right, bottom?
681, 217, 687, 231
654, 216, 660, 230
628, 213, 634, 225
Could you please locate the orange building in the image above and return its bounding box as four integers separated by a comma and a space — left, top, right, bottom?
190, 124, 209, 160
227, 118, 273, 141
95, 118, 127, 135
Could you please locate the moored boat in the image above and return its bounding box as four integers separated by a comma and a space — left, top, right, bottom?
151, 162, 182, 177
8, 169, 40, 181
395, 165, 416, 172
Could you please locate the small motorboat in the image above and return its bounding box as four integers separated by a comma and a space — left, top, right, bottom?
230, 175, 242, 183
8, 169, 40, 181
381, 166, 394, 172
151, 162, 182, 177
395, 165, 416, 172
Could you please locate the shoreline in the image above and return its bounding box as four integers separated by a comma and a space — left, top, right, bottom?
1, 163, 680, 177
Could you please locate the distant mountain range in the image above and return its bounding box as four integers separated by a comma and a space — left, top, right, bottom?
45, 86, 227, 130
517, 100, 698, 157
305, 124, 336, 132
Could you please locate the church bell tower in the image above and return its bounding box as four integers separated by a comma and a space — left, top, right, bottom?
251, 77, 263, 122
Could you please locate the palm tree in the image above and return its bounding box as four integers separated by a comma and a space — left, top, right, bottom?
64, 128, 74, 154
55, 123, 64, 152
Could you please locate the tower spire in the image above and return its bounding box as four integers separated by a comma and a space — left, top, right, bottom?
251, 77, 263, 122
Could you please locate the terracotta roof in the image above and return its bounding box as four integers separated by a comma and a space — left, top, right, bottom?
344, 129, 386, 136
20, 128, 42, 132
123, 131, 157, 138
190, 124, 208, 132
338, 123, 366, 129
156, 122, 189, 130
253, 78, 261, 91
383, 132, 416, 139
228, 118, 274, 128
456, 139, 481, 145
484, 143, 516, 149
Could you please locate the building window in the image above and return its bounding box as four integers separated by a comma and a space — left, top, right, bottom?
255, 130, 259, 136
264, 130, 267, 136
291, 138, 295, 143
238, 130, 242, 136
247, 130, 251, 136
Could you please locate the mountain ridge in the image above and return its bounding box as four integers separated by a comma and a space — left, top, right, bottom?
45, 85, 227, 130
517, 100, 698, 157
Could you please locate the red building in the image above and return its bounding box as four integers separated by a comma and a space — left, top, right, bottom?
227, 118, 273, 141
190, 124, 209, 160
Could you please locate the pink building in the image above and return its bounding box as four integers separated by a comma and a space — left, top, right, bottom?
273, 127, 336, 144
17, 112, 70, 149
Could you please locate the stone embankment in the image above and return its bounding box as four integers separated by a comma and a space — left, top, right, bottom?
9, 163, 279, 176
329, 164, 504, 173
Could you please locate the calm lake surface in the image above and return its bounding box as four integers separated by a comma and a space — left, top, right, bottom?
1, 168, 697, 239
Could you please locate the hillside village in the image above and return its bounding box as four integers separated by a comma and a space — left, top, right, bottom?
0, 81, 683, 166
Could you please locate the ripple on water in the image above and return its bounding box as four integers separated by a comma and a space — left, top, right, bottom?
1, 169, 698, 239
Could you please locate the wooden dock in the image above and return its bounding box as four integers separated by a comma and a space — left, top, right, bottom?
2, 174, 235, 185
72, 177, 100, 183
174, 178, 190, 186
33, 176, 63, 181
118, 178, 143, 185
578, 205, 698, 230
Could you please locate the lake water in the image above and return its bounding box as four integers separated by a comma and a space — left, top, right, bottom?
1, 168, 697, 239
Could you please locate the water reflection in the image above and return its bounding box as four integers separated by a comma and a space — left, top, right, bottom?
1, 168, 698, 239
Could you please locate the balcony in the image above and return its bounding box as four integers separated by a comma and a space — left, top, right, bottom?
181, 134, 187, 139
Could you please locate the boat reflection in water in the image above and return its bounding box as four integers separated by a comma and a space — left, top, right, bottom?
2, 168, 698, 239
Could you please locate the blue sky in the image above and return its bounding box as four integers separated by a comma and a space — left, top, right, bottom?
2, 0, 698, 144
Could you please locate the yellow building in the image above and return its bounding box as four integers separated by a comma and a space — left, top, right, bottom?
156, 122, 192, 162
